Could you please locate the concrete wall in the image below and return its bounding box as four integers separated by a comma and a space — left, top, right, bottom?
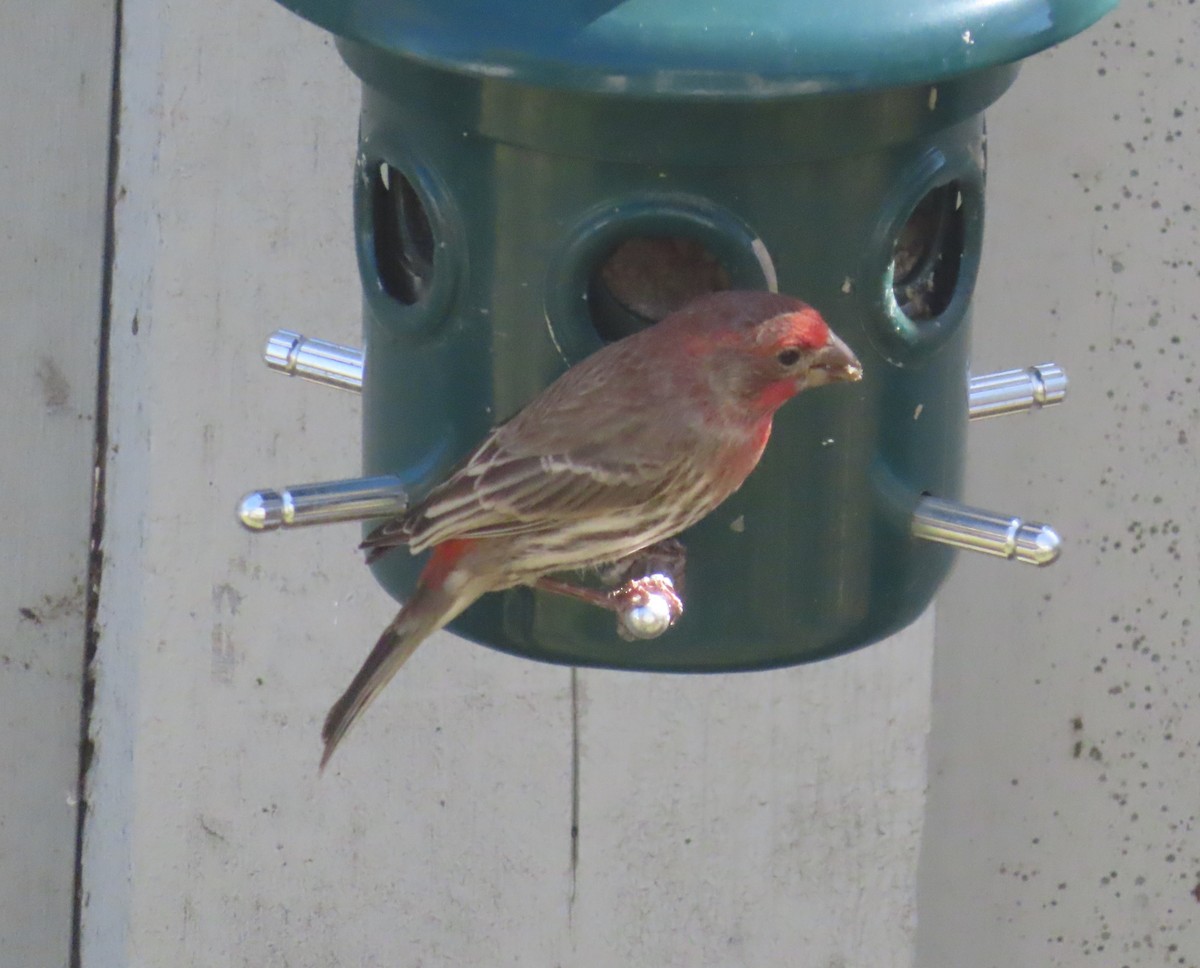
919, 2, 1200, 965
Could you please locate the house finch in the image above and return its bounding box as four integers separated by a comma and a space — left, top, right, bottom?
321, 290, 862, 768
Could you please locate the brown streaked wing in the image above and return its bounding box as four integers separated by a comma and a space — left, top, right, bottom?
403, 447, 686, 554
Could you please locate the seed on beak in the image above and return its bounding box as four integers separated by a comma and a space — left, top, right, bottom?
813, 334, 863, 383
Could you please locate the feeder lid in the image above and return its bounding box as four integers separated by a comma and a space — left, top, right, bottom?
278, 0, 1115, 97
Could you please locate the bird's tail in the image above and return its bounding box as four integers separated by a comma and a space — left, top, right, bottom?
320, 541, 477, 770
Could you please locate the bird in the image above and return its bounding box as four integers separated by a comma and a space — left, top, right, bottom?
320, 289, 863, 768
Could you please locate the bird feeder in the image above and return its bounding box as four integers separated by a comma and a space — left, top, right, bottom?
241, 0, 1114, 671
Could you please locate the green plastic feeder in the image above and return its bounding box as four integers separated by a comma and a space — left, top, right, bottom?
270, 0, 1115, 671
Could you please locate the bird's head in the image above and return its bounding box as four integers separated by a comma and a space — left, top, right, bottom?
665, 291, 863, 419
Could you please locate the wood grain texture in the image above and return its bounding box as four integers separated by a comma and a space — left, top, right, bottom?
574, 614, 932, 967
0, 2, 114, 964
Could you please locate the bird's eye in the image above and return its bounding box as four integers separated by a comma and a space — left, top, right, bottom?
776, 348, 802, 367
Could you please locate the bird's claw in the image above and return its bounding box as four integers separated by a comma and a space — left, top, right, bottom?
534, 539, 687, 640
610, 573, 684, 641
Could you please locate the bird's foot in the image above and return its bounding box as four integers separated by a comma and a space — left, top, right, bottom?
607, 573, 684, 641
602, 537, 687, 639
597, 538, 687, 594
535, 539, 688, 641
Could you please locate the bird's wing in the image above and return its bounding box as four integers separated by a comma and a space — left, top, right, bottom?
360, 334, 709, 559
361, 430, 689, 558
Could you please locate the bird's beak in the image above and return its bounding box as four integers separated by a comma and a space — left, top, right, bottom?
809, 332, 863, 386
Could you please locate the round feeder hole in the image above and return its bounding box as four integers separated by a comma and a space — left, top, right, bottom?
891, 181, 965, 322
588, 235, 732, 342
371, 161, 435, 306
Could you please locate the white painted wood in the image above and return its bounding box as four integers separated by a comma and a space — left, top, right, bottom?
80, 4, 576, 965
918, 3, 1200, 964
82, 1, 934, 964
575, 612, 932, 968
0, 2, 114, 964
